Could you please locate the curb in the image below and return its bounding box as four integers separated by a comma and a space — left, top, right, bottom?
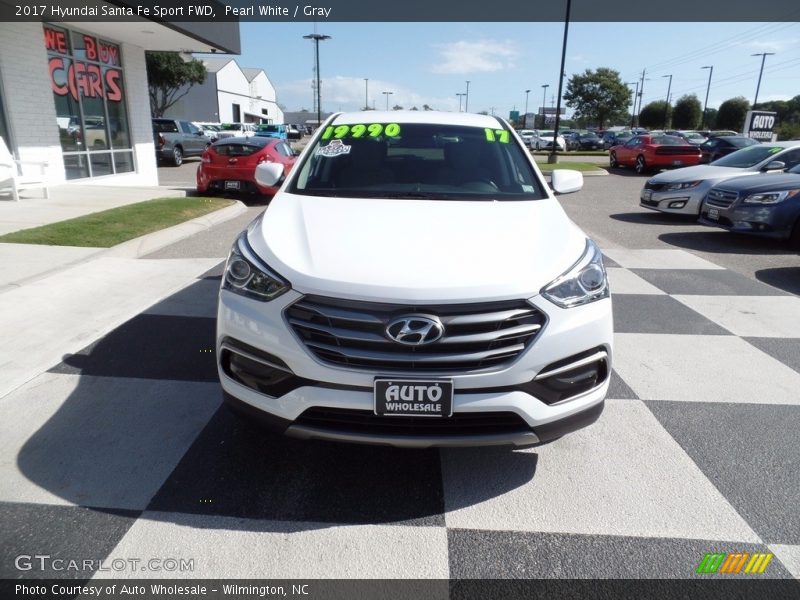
104, 200, 247, 258
1, 200, 247, 291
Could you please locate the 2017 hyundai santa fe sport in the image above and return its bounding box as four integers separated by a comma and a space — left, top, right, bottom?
216, 111, 613, 448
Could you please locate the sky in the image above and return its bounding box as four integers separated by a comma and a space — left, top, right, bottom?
198, 20, 800, 119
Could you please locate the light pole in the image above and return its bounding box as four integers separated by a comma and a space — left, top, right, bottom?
626, 81, 639, 128
465, 80, 471, 112
524, 89, 531, 127
701, 66, 713, 130
382, 91, 393, 110
752, 52, 775, 106
662, 74, 672, 129
364, 78, 368, 111
456, 93, 466, 112
303, 33, 331, 130
540, 84, 549, 129
548, 0, 571, 163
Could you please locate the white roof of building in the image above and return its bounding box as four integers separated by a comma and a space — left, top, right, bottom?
202, 58, 236, 73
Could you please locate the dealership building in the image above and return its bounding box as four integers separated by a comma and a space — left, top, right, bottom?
0, 11, 240, 186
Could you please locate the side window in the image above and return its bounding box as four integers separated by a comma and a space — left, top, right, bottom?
627, 137, 640, 147
777, 148, 800, 169
278, 143, 293, 157
179, 121, 192, 134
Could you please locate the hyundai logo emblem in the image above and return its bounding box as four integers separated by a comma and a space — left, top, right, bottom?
385, 315, 444, 346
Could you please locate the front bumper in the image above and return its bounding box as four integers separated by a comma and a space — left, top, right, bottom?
217, 289, 613, 448
640, 185, 708, 215
698, 201, 798, 240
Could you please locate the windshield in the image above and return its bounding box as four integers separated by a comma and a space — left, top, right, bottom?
289, 121, 547, 200
711, 145, 784, 168
220, 123, 243, 131
258, 125, 281, 132
539, 130, 555, 137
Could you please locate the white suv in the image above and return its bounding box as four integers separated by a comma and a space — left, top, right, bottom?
216, 111, 613, 448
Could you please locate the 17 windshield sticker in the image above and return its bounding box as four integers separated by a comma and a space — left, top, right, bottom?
484, 129, 510, 143
320, 123, 401, 140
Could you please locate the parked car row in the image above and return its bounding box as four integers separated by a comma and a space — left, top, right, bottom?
638, 141, 800, 245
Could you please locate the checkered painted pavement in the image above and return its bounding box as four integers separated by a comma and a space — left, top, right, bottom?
1, 248, 799, 584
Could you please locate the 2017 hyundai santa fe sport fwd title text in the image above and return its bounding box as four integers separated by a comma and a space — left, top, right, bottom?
217, 111, 613, 448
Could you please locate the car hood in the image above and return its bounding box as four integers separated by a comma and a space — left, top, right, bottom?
247, 193, 587, 303
713, 172, 800, 193
649, 164, 756, 183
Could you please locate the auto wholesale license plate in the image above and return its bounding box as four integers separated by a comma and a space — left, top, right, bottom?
374, 379, 453, 417
707, 207, 720, 220
672, 160, 683, 166
225, 180, 240, 190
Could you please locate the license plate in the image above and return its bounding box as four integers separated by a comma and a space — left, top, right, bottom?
374, 379, 453, 417
672, 160, 683, 166
642, 190, 653, 201
707, 207, 719, 220
225, 181, 240, 190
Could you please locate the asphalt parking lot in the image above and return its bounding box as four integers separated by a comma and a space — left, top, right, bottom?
2, 165, 799, 587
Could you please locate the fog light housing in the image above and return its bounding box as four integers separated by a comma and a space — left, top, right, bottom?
668, 200, 687, 209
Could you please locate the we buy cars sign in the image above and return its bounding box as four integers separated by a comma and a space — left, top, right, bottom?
743, 110, 778, 142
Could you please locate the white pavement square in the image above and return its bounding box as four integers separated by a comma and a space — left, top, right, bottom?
0, 373, 220, 510
769, 544, 800, 580
441, 400, 759, 543
673, 295, 800, 338
94, 513, 450, 579
0, 257, 219, 399
601, 249, 725, 270
606, 267, 666, 295
613, 334, 800, 405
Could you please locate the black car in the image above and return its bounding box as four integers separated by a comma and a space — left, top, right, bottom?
699, 136, 760, 163
602, 130, 634, 149
699, 163, 800, 245
567, 132, 604, 151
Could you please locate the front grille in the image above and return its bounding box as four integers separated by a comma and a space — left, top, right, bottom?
294, 407, 531, 436
286, 296, 546, 372
705, 188, 738, 208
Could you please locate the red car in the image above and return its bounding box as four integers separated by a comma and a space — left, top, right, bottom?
197, 136, 296, 195
609, 134, 702, 175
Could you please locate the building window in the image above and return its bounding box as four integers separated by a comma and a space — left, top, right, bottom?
232, 103, 240, 122
44, 24, 133, 179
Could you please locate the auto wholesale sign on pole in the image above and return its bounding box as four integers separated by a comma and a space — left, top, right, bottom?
743, 111, 778, 142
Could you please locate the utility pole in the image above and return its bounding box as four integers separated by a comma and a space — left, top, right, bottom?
626, 81, 639, 128
382, 91, 393, 111
701, 66, 713, 129
303, 32, 331, 129
752, 52, 775, 106
637, 69, 646, 127
662, 74, 672, 129
524, 89, 531, 127
456, 93, 466, 112
540, 84, 549, 129
549, 0, 571, 164
465, 80, 470, 112
364, 78, 368, 111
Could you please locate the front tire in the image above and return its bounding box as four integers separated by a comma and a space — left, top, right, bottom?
172, 146, 183, 167
609, 151, 618, 168
635, 155, 647, 175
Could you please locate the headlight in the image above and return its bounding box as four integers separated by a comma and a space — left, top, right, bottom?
542, 239, 609, 309
222, 233, 290, 301
664, 180, 701, 191
742, 189, 800, 205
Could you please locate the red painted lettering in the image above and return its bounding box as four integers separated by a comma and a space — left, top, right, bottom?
44, 28, 67, 54
83, 35, 97, 61
49, 57, 68, 96
105, 69, 122, 102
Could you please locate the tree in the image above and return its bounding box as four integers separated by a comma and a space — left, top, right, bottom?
638, 100, 670, 129
716, 97, 750, 131
422, 104, 433, 111
146, 52, 207, 117
410, 106, 419, 111
703, 108, 718, 130
563, 67, 631, 129
392, 104, 403, 111
672, 94, 702, 130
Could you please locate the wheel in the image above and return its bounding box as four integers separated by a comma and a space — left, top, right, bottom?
609, 151, 618, 168
535, 143, 540, 151
172, 146, 183, 167
635, 155, 647, 174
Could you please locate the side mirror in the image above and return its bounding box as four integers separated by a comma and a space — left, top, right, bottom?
764, 160, 786, 171
550, 169, 584, 195
196, 131, 205, 136
255, 162, 285, 187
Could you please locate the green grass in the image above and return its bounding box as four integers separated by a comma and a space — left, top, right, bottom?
0, 197, 234, 247
532, 150, 608, 157
535, 161, 606, 172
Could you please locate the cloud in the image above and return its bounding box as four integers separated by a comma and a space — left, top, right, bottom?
277, 76, 460, 112
430, 40, 519, 74
743, 38, 799, 53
